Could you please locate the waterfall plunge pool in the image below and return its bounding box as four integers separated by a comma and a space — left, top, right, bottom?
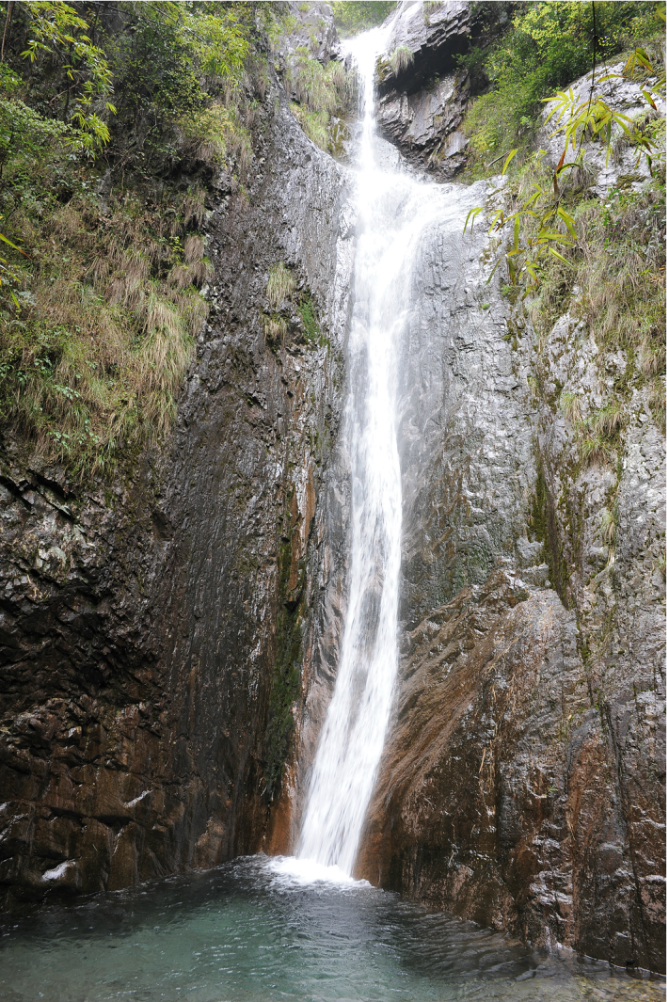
1, 855, 662, 1002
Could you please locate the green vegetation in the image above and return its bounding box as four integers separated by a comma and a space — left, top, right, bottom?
388, 44, 414, 75
288, 47, 350, 152
263, 262, 323, 350
298, 291, 320, 342
525, 172, 666, 432
460, 3, 665, 437
331, 1, 396, 38
459, 1, 664, 179
0, 1, 265, 474
267, 262, 296, 309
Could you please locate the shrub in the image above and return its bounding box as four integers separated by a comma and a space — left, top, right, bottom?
389, 45, 414, 75
331, 2, 396, 37
460, 1, 665, 180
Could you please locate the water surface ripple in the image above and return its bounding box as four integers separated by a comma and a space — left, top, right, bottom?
0, 857, 662, 1002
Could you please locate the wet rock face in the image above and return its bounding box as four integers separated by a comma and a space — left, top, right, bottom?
353, 40, 665, 973
0, 84, 353, 908
376, 1, 473, 179
354, 101, 665, 975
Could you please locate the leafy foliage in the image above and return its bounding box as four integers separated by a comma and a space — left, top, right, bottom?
19, 0, 115, 149
460, 1, 665, 178
331, 2, 396, 37
464, 4, 665, 296
0, 0, 269, 474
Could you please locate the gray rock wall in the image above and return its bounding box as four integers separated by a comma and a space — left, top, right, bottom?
376, 0, 473, 178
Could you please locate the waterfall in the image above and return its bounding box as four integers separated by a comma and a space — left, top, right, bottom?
296, 26, 424, 876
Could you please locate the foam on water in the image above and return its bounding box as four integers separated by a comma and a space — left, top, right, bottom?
267, 854, 371, 888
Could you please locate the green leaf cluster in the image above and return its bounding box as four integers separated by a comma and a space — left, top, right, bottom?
460, 1, 665, 177
19, 0, 115, 149
0, 1, 274, 474
331, 2, 396, 37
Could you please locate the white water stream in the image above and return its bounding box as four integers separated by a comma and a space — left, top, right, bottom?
292, 27, 450, 877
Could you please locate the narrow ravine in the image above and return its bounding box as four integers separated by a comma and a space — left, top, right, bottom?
0, 6, 664, 996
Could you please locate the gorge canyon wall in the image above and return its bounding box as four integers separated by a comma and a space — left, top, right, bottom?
0, 0, 664, 977
0, 14, 353, 909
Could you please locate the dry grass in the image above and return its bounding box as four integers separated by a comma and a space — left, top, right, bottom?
177, 103, 252, 173
263, 314, 288, 347
599, 507, 617, 545
587, 400, 624, 438
529, 184, 665, 357
559, 391, 582, 424
0, 188, 211, 473
288, 50, 351, 151
525, 177, 666, 437
580, 433, 613, 467
389, 45, 414, 75
266, 262, 295, 309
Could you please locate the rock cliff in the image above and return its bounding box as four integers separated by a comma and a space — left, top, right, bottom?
351, 1, 665, 973
0, 0, 664, 978
0, 8, 353, 907
355, 192, 665, 970
375, 0, 477, 178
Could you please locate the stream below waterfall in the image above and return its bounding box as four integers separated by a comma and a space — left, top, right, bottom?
1, 856, 663, 1002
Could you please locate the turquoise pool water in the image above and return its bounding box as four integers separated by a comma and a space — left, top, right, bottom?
0, 856, 663, 1002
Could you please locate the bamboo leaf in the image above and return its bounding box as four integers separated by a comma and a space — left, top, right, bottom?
487, 209, 504, 233
501, 148, 518, 175
548, 248, 573, 266
635, 47, 654, 72
557, 207, 577, 239
0, 233, 28, 256
463, 205, 482, 235
485, 258, 502, 284
642, 89, 658, 111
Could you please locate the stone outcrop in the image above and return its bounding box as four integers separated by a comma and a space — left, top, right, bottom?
376, 0, 476, 178
274, 1, 340, 70
536, 61, 667, 196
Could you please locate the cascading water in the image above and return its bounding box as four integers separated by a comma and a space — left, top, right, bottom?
295, 27, 449, 876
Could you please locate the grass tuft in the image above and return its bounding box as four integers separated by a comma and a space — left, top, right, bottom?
267, 262, 296, 309
389, 45, 414, 75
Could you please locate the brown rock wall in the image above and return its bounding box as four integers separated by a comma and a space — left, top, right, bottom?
359, 577, 664, 970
